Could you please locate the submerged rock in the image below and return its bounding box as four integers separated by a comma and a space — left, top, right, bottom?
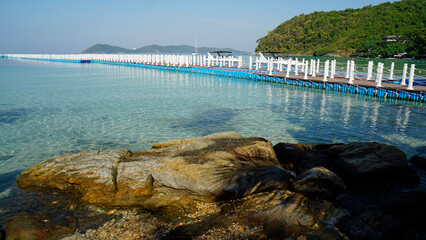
293, 167, 346, 199
17, 132, 290, 212
2, 213, 76, 240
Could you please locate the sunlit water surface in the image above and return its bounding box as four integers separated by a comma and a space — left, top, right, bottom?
0, 58, 425, 198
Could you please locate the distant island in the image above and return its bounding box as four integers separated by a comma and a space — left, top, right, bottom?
82, 44, 249, 55
256, 0, 425, 58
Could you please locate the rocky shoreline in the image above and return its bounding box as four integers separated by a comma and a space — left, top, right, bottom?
1, 132, 425, 239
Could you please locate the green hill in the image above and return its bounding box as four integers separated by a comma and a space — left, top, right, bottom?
82, 44, 248, 55
255, 0, 425, 58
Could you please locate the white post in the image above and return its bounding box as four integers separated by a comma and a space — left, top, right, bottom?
349, 60, 355, 84
375, 62, 381, 82
249, 56, 252, 70
286, 60, 291, 78
255, 57, 259, 70
268, 58, 272, 71
308, 60, 311, 75
330, 60, 335, 79
367, 61, 373, 80
376, 63, 383, 87
316, 59, 320, 73
323, 60, 329, 82
407, 64, 415, 90
279, 58, 283, 72
389, 62, 395, 80
401, 63, 408, 85
295, 58, 299, 75
301, 59, 305, 72
312, 60, 316, 77
304, 61, 309, 80
345, 60, 350, 78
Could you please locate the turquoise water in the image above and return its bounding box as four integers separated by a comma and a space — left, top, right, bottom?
0, 58, 425, 198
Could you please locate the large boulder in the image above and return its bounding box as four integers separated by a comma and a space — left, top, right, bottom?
17, 132, 291, 212
293, 167, 346, 199
329, 142, 419, 186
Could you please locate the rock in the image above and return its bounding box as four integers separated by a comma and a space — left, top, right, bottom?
17, 150, 131, 205
329, 142, 419, 186
221, 190, 348, 239
410, 155, 426, 170
337, 191, 426, 240
273, 143, 341, 174
2, 213, 76, 240
17, 132, 290, 212
293, 167, 346, 199
0, 226, 5, 240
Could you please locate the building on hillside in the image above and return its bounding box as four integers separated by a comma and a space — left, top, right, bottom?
381, 35, 400, 42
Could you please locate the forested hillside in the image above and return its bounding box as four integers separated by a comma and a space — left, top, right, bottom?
255, 0, 425, 58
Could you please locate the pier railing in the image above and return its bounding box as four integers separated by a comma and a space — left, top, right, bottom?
2, 53, 425, 102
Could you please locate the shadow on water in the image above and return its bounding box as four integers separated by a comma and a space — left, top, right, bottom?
0, 155, 14, 161
0, 108, 29, 124
172, 108, 239, 136
0, 170, 21, 194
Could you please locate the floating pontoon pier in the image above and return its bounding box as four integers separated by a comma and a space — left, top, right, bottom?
3, 53, 425, 102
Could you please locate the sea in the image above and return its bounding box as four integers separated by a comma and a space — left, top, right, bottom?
0, 57, 425, 200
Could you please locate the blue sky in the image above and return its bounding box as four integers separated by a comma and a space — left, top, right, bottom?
0, 0, 398, 53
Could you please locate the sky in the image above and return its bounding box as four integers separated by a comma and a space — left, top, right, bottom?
0, 0, 399, 54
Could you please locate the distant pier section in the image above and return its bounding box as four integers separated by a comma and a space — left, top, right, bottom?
2, 53, 425, 102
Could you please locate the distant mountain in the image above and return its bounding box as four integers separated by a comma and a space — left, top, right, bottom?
256, 0, 425, 58
82, 44, 248, 55
82, 44, 132, 54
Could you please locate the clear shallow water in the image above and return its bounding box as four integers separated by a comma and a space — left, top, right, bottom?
0, 58, 425, 198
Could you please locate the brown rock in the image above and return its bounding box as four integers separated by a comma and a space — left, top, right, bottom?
17, 150, 131, 205
293, 167, 346, 199
17, 132, 290, 212
222, 190, 348, 239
